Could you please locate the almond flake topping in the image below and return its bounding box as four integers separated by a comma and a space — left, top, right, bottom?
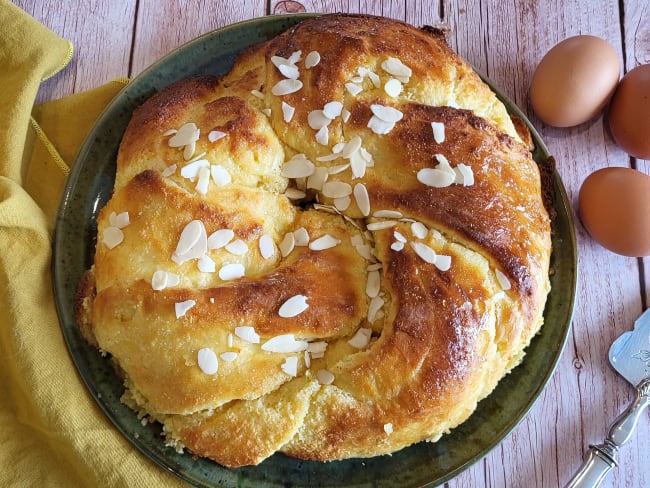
279, 232, 295, 257
207, 229, 234, 249
305, 50, 321, 69
454, 163, 475, 186
384, 78, 403, 97
317, 369, 335, 385
208, 130, 227, 142
250, 89, 265, 99
309, 234, 341, 251
384, 423, 394, 435
334, 196, 351, 211
172, 220, 207, 264
167, 122, 200, 148
366, 269, 381, 298
162, 128, 177, 136
348, 328, 372, 349
315, 125, 329, 145
435, 254, 452, 271
322, 181, 352, 199
417, 167, 456, 188
281, 356, 299, 377
175, 300, 196, 319
262, 334, 308, 353
96, 226, 121, 254
391, 241, 405, 251
307, 166, 329, 190
353, 183, 371, 217
371, 104, 404, 123
431, 121, 445, 144
394, 231, 407, 243
161, 164, 177, 177
495, 269, 511, 290
220, 351, 238, 362
381, 57, 412, 82
197, 254, 216, 273
108, 211, 130, 228
235, 326, 260, 344
180, 159, 210, 181
293, 227, 310, 246
285, 187, 306, 199
279, 295, 309, 318
197, 348, 218, 375
342, 108, 351, 123
151, 270, 180, 291
367, 116, 395, 135
225, 239, 248, 256
307, 341, 328, 357
368, 296, 385, 323
219, 263, 245, 281
367, 220, 398, 231
282, 154, 315, 178
277, 63, 299, 79
272, 78, 303, 96
411, 241, 437, 264
281, 102, 295, 123
259, 234, 276, 259
196, 166, 211, 195
411, 221, 428, 239
211, 165, 232, 187
373, 210, 402, 219
345, 82, 363, 96
323, 101, 343, 119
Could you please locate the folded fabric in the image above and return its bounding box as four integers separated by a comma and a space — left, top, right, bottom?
0, 1, 185, 485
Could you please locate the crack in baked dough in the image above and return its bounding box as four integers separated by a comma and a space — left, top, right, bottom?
76, 14, 551, 467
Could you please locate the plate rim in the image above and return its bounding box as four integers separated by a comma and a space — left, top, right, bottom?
52, 13, 578, 488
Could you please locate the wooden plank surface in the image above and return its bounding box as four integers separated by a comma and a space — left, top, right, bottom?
12, 0, 650, 486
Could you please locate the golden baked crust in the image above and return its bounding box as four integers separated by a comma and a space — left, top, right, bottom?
76, 14, 551, 467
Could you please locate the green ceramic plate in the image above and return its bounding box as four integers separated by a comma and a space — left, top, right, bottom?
52, 14, 577, 488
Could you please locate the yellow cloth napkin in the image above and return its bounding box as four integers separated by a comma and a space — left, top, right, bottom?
0, 2, 185, 486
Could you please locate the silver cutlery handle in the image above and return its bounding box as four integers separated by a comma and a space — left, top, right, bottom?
566, 377, 650, 488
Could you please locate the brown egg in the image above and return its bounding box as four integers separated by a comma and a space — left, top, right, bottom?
530, 35, 620, 127
608, 64, 650, 159
579, 167, 650, 257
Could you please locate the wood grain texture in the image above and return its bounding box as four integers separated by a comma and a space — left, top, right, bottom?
12, 0, 136, 103
13, 0, 650, 486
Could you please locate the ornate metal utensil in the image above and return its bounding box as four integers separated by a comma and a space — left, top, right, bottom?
567, 308, 650, 487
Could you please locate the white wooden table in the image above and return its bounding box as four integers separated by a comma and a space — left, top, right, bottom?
15, 0, 650, 486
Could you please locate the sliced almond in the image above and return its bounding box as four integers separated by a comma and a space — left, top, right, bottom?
208, 130, 227, 142
108, 211, 130, 229
322, 181, 352, 198
234, 326, 260, 344
175, 299, 196, 319
211, 165, 232, 187
368, 296, 385, 323
334, 196, 351, 211
435, 254, 452, 271
172, 220, 207, 264
417, 168, 456, 188
197, 348, 218, 375
316, 369, 335, 385
219, 263, 245, 281
285, 187, 306, 199
272, 78, 303, 96
262, 334, 308, 353
305, 50, 321, 69
367, 220, 397, 231
323, 101, 343, 119
279, 232, 295, 257
281, 102, 295, 123
196, 166, 211, 195
281, 356, 299, 377
410, 241, 437, 264
348, 327, 372, 349
309, 234, 340, 251
180, 159, 210, 181
373, 210, 402, 219
293, 227, 310, 246
495, 269, 511, 290
370, 104, 404, 123
366, 269, 381, 298
345, 82, 363, 96
384, 78, 403, 97
315, 125, 329, 145
225, 239, 248, 256
353, 183, 371, 217
197, 254, 216, 273
207, 229, 234, 250
411, 221, 428, 239
367, 116, 395, 135
431, 121, 445, 144
281, 155, 315, 178
307, 166, 329, 190
279, 295, 309, 318
259, 234, 276, 259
